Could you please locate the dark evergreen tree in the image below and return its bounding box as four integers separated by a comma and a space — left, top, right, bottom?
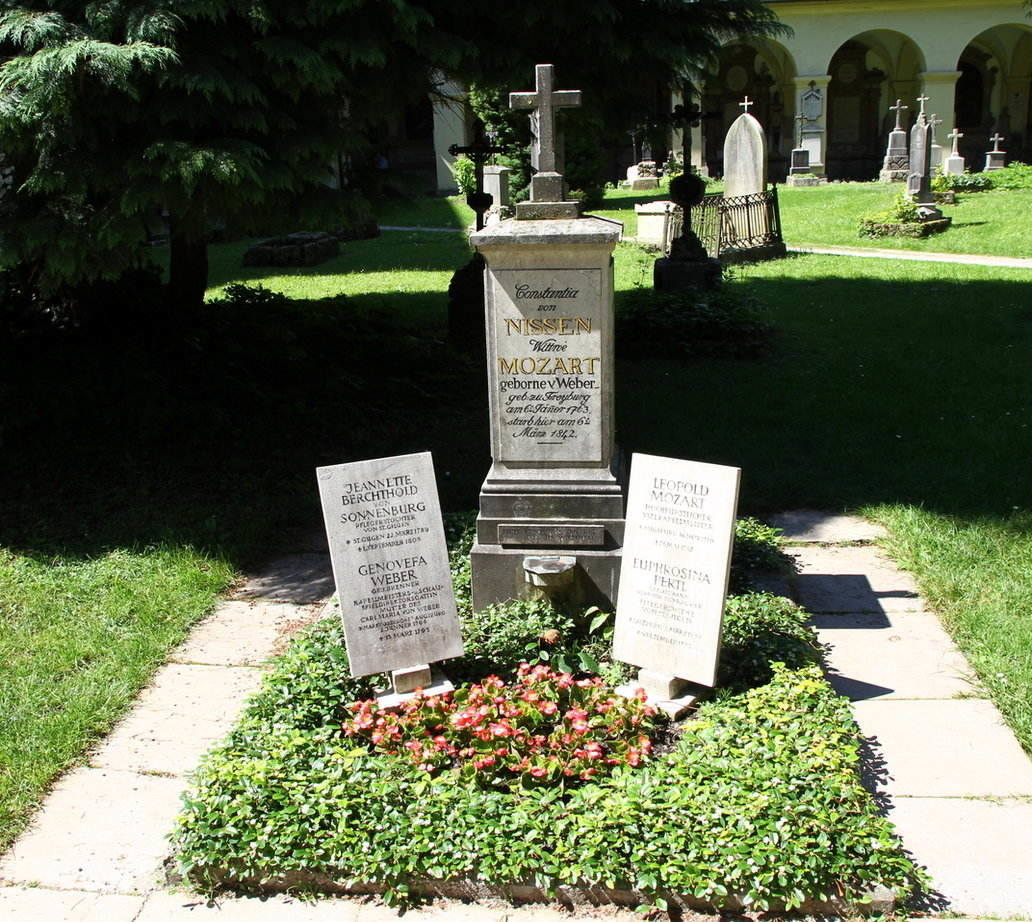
0, 0, 783, 311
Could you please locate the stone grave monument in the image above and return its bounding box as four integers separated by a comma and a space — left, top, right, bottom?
613, 453, 740, 716
720, 99, 787, 261
469, 64, 625, 612
944, 128, 965, 176
723, 97, 766, 198
906, 97, 949, 227
878, 99, 909, 182
787, 113, 820, 187
653, 172, 721, 291
316, 451, 463, 701
985, 133, 1007, 171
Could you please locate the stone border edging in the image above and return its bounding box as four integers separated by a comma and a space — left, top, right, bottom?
198, 870, 896, 915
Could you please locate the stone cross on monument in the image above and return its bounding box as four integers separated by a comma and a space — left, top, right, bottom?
890, 99, 908, 131
990, 132, 1005, 152
948, 128, 963, 155
510, 64, 581, 218
916, 94, 930, 117
739, 96, 753, 114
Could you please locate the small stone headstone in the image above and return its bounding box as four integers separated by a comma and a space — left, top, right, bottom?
316, 452, 463, 681
613, 453, 740, 698
944, 128, 965, 176
985, 133, 1006, 171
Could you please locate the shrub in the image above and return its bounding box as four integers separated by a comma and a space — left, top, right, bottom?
174, 663, 928, 909
729, 517, 793, 593
617, 286, 774, 360
986, 160, 1032, 191
719, 593, 821, 690
343, 664, 659, 787
452, 156, 477, 195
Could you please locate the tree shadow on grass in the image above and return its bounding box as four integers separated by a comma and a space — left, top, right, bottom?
0, 291, 489, 568
616, 271, 1032, 519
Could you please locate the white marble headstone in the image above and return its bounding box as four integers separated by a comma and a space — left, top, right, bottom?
613, 453, 740, 688
316, 452, 463, 677
723, 113, 767, 198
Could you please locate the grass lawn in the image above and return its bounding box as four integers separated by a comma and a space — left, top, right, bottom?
778, 182, 1032, 257
2, 181, 1031, 854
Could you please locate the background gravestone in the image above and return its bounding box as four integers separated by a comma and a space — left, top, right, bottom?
723, 101, 766, 198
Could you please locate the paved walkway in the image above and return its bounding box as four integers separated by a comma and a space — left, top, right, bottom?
786, 243, 1032, 269
2, 513, 1031, 920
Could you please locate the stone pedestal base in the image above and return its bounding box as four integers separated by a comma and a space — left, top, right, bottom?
878, 168, 908, 183
472, 464, 626, 612
721, 241, 788, 265
471, 543, 622, 612
616, 669, 703, 719
786, 174, 823, 187
653, 256, 721, 291
376, 667, 454, 708
630, 177, 659, 191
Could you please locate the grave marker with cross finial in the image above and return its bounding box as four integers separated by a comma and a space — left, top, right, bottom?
448, 119, 507, 231
880, 97, 910, 179
986, 132, 1007, 171
739, 96, 753, 114
944, 127, 966, 175
916, 94, 930, 119
509, 64, 581, 213
890, 99, 908, 131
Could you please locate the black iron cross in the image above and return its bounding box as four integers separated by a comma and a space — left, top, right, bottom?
449, 119, 506, 231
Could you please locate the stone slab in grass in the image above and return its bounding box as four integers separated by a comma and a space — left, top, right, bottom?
770, 509, 887, 544
170, 601, 323, 667
858, 217, 952, 238
852, 698, 1032, 798
90, 663, 265, 776
0, 886, 144, 922
0, 767, 183, 893
812, 611, 982, 701
790, 545, 921, 613
888, 797, 1032, 917
233, 554, 335, 604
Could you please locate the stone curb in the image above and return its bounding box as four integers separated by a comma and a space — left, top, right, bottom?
203, 871, 896, 916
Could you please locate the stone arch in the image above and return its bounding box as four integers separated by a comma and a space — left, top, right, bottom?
825, 30, 924, 180
701, 39, 797, 180
956, 24, 1032, 165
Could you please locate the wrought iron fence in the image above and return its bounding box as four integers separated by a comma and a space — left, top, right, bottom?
667, 187, 784, 258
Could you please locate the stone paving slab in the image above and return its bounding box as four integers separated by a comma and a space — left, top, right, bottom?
0, 886, 144, 922
171, 600, 323, 667
790, 545, 922, 613
770, 509, 888, 544
812, 612, 982, 701
233, 554, 335, 604
0, 767, 184, 894
852, 699, 1032, 798
90, 663, 265, 775
890, 797, 1032, 917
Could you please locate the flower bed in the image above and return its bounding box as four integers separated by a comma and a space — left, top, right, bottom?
171, 517, 928, 912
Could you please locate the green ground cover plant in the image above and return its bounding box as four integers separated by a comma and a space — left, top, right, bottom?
173, 528, 923, 910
